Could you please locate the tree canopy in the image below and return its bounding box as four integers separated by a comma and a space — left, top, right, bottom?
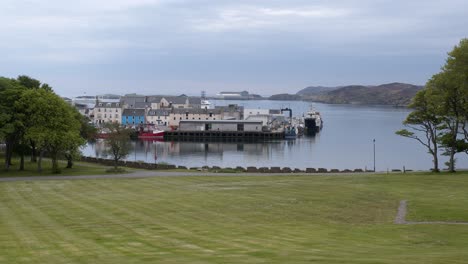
397, 39, 468, 172
1, 75, 85, 173
103, 122, 132, 170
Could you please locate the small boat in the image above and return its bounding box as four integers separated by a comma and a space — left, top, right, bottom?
96, 133, 110, 139
284, 126, 297, 140
96, 128, 110, 139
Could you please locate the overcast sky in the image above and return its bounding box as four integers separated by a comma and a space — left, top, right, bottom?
1, 0, 467, 97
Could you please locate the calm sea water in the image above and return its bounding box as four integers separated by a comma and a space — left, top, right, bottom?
82, 100, 468, 171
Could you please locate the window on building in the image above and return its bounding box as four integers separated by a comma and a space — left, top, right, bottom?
209, 113, 213, 117
104, 114, 107, 118
115, 114, 118, 118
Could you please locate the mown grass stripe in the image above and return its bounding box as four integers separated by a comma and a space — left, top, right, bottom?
1, 172, 468, 263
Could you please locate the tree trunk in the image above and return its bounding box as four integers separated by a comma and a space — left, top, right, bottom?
430, 127, 439, 172
19, 153, 25, 171
37, 151, 43, 173
114, 158, 118, 170
66, 154, 73, 169
51, 153, 60, 174
5, 141, 14, 170
433, 153, 439, 172
448, 122, 458, 173
448, 150, 456, 172
30, 140, 37, 162
5, 142, 11, 171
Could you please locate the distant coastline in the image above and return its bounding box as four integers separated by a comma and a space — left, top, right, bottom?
210, 82, 423, 106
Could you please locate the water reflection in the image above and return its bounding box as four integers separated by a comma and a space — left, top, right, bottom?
85, 133, 325, 170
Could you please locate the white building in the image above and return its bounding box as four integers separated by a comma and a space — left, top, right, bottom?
168, 108, 223, 127
146, 109, 171, 126
243, 108, 284, 126
93, 102, 122, 125
179, 120, 263, 132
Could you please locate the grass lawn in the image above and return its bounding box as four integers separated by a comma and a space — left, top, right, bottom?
1, 172, 468, 263
0, 156, 135, 177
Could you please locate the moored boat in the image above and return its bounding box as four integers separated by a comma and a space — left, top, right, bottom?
138, 126, 164, 139
303, 106, 323, 134
138, 128, 165, 139
284, 126, 297, 140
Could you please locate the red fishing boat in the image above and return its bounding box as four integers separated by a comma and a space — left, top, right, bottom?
138, 128, 165, 139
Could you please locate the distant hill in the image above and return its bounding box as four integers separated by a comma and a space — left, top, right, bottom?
308, 83, 423, 106
268, 93, 302, 101
296, 86, 339, 96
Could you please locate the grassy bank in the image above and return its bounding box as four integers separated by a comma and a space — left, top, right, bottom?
0, 156, 129, 177
1, 172, 468, 263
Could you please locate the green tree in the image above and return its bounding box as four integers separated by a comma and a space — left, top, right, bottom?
0, 77, 26, 170
17, 89, 85, 173
432, 39, 468, 172
77, 113, 98, 141
398, 39, 468, 172
16, 75, 53, 162
17, 75, 53, 92
103, 122, 132, 170
396, 89, 442, 172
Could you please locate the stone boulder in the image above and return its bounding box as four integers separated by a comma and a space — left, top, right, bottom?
236, 166, 246, 172
317, 168, 328, 173
246, 167, 258, 172
270, 167, 282, 173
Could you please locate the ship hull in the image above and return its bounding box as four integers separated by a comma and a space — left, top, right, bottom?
304, 118, 321, 134
138, 131, 165, 139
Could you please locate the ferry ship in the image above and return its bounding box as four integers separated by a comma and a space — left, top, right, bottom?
303, 107, 323, 134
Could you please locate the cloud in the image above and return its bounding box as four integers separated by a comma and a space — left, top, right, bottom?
191, 5, 353, 32
1, 0, 467, 95
259, 7, 350, 17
